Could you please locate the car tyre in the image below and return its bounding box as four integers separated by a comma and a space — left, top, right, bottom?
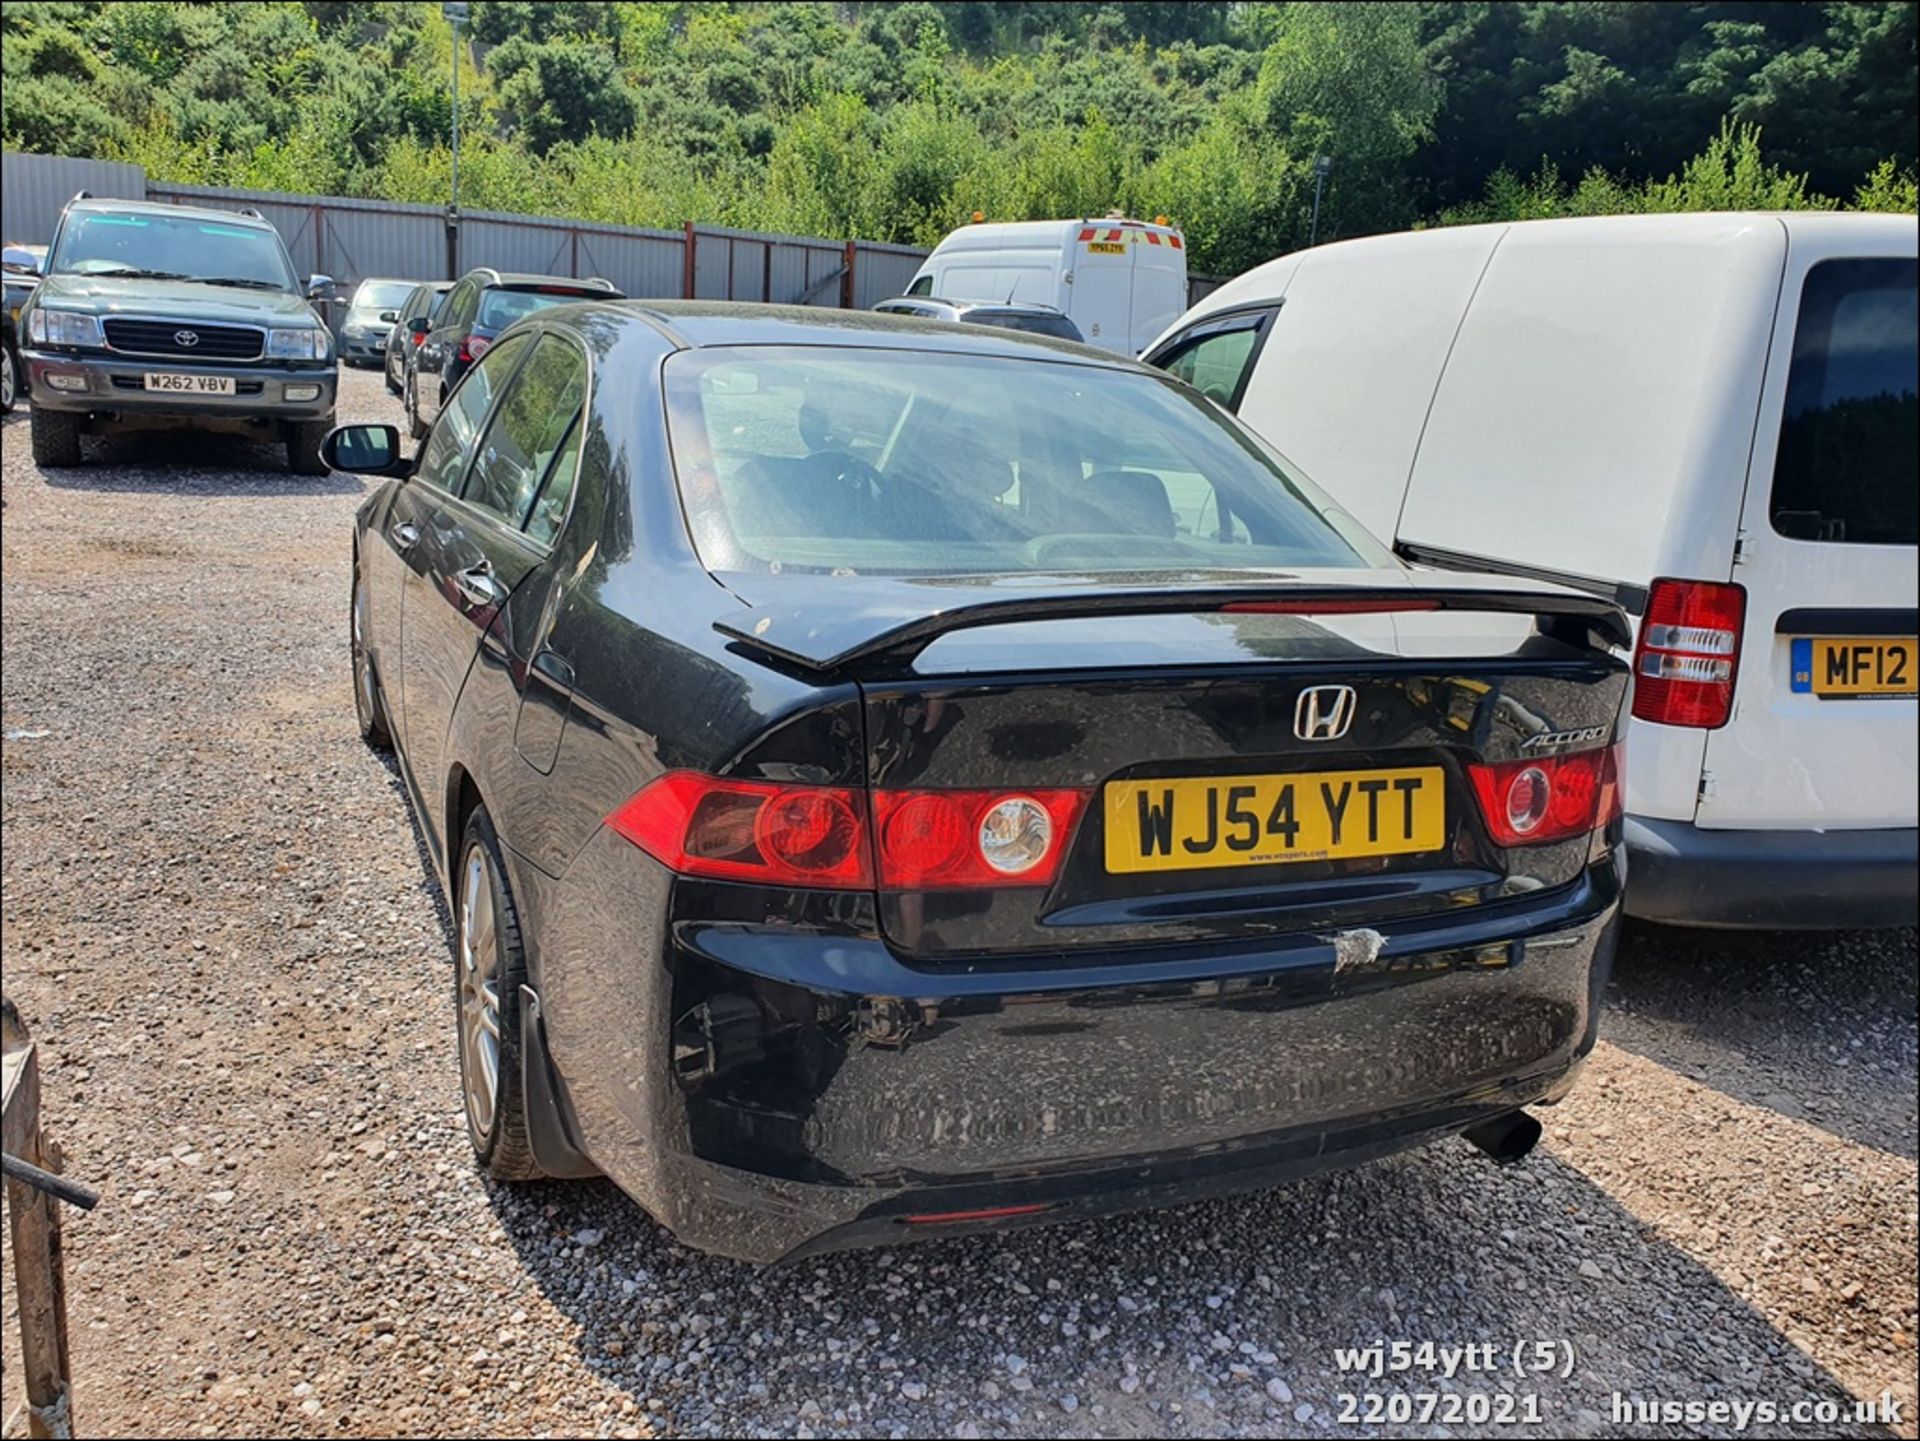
286, 415, 333, 476
405, 372, 427, 440
383, 354, 401, 396
349, 556, 392, 749
455, 805, 544, 1182
0, 336, 19, 415
29, 406, 82, 467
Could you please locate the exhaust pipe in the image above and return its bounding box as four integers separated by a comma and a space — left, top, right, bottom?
1462, 1109, 1541, 1165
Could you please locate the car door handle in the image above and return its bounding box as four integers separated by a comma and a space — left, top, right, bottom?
389, 521, 419, 551
454, 564, 506, 609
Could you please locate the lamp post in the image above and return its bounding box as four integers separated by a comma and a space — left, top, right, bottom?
444, 1, 469, 275
1309, 154, 1332, 247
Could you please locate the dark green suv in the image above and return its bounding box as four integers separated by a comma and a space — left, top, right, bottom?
19, 195, 338, 474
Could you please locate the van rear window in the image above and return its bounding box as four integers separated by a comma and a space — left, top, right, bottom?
1769, 258, 1918, 546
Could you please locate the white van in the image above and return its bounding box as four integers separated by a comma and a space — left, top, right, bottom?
905, 217, 1188, 357
1146, 212, 1918, 929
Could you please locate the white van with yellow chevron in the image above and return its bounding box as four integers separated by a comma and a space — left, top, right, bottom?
905, 215, 1188, 358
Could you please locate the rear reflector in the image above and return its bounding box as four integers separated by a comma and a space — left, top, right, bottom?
606, 773, 873, 888
903, 1203, 1052, 1226
1631, 579, 1745, 728
1468, 743, 1623, 847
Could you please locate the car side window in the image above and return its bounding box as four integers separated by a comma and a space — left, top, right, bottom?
1147, 309, 1277, 412
906, 275, 934, 297
413, 332, 534, 494
524, 416, 583, 548
444, 281, 476, 330
461, 335, 589, 536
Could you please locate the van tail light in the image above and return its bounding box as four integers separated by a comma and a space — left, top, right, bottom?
1468, 743, 1623, 847
1631, 579, 1745, 728
457, 333, 490, 364
606, 774, 872, 888
606, 775, 1091, 891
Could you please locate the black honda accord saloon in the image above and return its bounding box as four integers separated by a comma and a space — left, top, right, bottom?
327, 302, 1630, 1264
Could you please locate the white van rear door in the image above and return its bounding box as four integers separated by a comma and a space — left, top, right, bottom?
1698, 241, 1918, 831
1128, 228, 1189, 354
1067, 225, 1138, 354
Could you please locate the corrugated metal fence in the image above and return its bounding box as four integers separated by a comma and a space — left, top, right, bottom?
5, 149, 1225, 312
2, 151, 145, 241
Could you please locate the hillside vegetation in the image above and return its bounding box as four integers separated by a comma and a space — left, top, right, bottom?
3, 1, 1915, 273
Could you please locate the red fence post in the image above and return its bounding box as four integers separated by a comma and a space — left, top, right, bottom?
840, 240, 857, 309
683, 221, 697, 299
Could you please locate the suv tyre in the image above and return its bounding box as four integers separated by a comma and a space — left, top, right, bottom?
29, 407, 82, 467
286, 415, 334, 476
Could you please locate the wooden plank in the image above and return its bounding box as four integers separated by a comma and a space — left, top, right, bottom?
3, 1005, 75, 1439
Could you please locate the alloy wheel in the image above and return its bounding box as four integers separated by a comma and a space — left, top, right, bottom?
1, 347, 15, 410
458, 843, 503, 1141
350, 571, 376, 730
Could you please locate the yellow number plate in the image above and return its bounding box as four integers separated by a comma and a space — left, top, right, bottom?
1793, 637, 1918, 697
1104, 767, 1446, 874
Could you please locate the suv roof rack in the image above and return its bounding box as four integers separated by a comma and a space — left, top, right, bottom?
233, 206, 264, 219
70, 189, 93, 203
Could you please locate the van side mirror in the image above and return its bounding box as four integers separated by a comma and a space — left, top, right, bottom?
320, 423, 406, 475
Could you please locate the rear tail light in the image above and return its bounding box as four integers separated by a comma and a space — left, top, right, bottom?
606, 775, 1090, 891
1468, 743, 1623, 847
457, 333, 491, 364
872, 789, 1088, 889
1631, 579, 1745, 728
606, 774, 872, 888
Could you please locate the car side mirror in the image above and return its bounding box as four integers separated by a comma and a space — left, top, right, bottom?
320, 423, 406, 475
378, 309, 399, 324
307, 273, 336, 299
408, 316, 431, 337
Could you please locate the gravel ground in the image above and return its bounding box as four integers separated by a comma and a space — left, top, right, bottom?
2, 368, 1916, 1440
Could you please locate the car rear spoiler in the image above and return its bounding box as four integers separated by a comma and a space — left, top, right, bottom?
714, 577, 1633, 676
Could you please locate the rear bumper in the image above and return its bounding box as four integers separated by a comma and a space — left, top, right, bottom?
1624, 815, 1918, 929
25, 350, 337, 421
536, 832, 1623, 1263
338, 331, 390, 363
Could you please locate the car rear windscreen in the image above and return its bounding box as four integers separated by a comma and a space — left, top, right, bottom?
968, 312, 1083, 341
478, 289, 598, 329
352, 280, 415, 312
1770, 257, 1918, 546
663, 347, 1389, 577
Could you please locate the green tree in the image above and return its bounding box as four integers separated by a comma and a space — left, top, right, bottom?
488, 35, 637, 152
